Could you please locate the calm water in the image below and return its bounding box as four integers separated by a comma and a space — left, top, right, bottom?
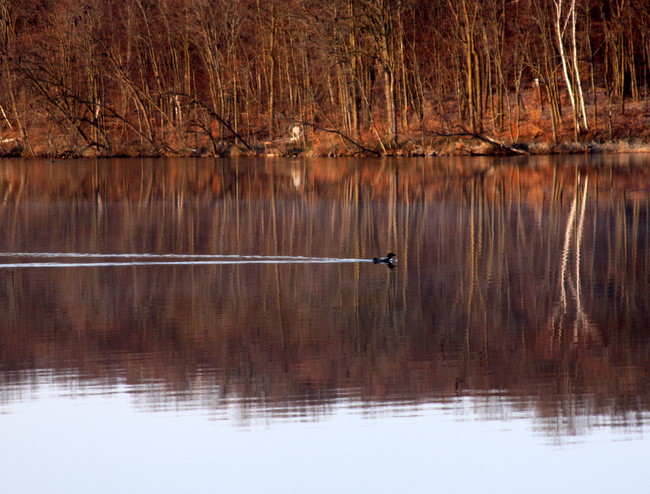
1, 155, 649, 493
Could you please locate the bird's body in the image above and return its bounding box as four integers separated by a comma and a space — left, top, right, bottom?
373, 252, 396, 265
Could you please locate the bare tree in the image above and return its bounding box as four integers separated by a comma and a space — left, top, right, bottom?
553, 0, 588, 137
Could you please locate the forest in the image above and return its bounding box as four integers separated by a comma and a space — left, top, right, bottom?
1, 0, 650, 157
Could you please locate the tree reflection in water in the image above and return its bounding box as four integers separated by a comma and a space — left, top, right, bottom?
0, 155, 648, 437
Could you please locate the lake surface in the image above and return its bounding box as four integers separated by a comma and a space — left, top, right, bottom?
1, 155, 649, 493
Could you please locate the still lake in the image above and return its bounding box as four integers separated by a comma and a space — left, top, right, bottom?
1, 155, 649, 493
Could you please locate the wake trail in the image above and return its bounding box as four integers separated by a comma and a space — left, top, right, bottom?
0, 252, 370, 268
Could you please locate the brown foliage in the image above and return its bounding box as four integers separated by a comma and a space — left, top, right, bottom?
0, 0, 650, 156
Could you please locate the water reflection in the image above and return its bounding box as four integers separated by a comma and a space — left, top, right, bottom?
0, 155, 648, 438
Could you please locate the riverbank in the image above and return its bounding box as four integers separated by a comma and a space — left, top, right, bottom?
2, 131, 650, 159
3, 129, 650, 160
1, 90, 649, 160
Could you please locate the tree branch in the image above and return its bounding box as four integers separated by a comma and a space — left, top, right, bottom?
417, 126, 529, 155
175, 93, 254, 152
294, 120, 381, 155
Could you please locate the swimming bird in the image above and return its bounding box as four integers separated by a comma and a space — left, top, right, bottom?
373, 252, 396, 268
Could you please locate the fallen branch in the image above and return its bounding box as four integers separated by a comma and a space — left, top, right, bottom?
418, 126, 529, 155
173, 93, 253, 152
294, 120, 381, 155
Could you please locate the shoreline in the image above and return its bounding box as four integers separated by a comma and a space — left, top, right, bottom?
2, 136, 650, 160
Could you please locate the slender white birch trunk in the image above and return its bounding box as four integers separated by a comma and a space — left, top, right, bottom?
554, 0, 588, 135
569, 0, 589, 130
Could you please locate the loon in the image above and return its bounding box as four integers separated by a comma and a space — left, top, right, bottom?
373, 252, 396, 267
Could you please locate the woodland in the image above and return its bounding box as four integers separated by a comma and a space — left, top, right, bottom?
0, 0, 650, 157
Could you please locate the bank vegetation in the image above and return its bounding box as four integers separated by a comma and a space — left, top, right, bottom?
1, 0, 650, 157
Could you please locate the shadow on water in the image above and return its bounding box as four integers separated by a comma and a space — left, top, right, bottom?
0, 155, 649, 437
